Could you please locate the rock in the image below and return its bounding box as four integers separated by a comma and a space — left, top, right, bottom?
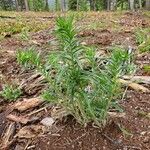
41, 117, 55, 127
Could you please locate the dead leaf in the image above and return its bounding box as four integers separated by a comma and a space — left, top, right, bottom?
14, 97, 44, 112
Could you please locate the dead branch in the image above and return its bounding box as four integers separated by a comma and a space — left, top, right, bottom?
118, 79, 150, 93
122, 75, 150, 84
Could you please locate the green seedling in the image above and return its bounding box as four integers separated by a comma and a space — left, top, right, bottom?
16, 48, 41, 69
0, 84, 22, 101
18, 16, 134, 127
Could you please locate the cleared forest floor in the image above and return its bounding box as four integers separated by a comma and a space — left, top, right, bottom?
0, 11, 150, 150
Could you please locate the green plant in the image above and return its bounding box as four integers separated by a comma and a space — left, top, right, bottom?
0, 84, 22, 101
20, 27, 30, 41
135, 28, 150, 53
16, 47, 41, 69
135, 29, 147, 45
143, 65, 150, 73
19, 16, 133, 126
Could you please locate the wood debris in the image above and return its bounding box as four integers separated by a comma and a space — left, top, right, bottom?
13, 97, 44, 112
6, 114, 39, 124
1, 122, 16, 149
118, 79, 150, 93
122, 75, 150, 84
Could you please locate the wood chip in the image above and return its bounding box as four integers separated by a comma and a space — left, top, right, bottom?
14, 97, 44, 112
118, 79, 150, 93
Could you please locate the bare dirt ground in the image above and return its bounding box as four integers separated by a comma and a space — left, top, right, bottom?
0, 11, 149, 150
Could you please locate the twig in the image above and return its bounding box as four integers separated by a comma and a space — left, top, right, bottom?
26, 105, 49, 116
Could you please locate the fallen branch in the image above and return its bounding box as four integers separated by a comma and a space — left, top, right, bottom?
108, 112, 126, 118
118, 79, 150, 93
122, 75, 150, 84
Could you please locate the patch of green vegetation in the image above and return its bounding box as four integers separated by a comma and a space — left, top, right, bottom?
0, 84, 22, 101
17, 16, 134, 127
135, 28, 150, 53
0, 17, 52, 35
16, 47, 41, 69
19, 27, 30, 41
87, 21, 107, 30
143, 65, 150, 73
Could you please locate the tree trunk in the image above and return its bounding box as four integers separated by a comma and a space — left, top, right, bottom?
45, 0, 49, 11
61, 0, 66, 11
15, 0, 19, 11
89, 0, 94, 10
110, 0, 117, 10
146, 0, 150, 10
24, 0, 29, 11
77, 0, 79, 11
139, 0, 142, 9
107, 0, 111, 10
128, 0, 135, 11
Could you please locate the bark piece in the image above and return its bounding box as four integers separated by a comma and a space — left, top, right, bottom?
118, 79, 150, 93
14, 97, 44, 112
6, 114, 39, 124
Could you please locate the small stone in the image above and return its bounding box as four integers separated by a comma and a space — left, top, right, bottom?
143, 137, 149, 143
140, 131, 146, 135
41, 117, 55, 127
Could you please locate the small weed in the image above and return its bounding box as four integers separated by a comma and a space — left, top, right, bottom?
143, 65, 150, 73
0, 84, 22, 101
16, 48, 41, 69
20, 27, 30, 41
135, 28, 150, 53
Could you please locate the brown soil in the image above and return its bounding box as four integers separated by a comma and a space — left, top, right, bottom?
0, 12, 149, 150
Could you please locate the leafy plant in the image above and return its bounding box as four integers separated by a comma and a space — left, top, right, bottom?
143, 65, 150, 73
16, 47, 41, 69
18, 16, 133, 126
135, 28, 150, 52
20, 27, 30, 41
0, 84, 22, 101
